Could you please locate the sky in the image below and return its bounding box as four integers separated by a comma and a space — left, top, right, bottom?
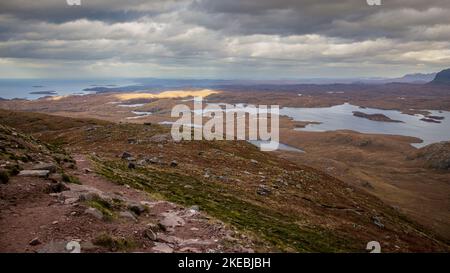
0, 0, 449, 79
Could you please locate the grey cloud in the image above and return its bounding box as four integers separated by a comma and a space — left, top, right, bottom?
0, 0, 186, 23
189, 0, 450, 40
0, 0, 449, 78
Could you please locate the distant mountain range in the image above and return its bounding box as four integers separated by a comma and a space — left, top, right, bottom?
82, 71, 445, 94
393, 72, 437, 83
430, 68, 450, 85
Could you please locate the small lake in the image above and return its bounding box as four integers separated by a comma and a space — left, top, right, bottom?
248, 140, 305, 153
175, 102, 450, 148
281, 103, 450, 148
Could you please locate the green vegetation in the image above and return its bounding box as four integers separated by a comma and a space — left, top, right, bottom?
0, 109, 109, 134
93, 233, 137, 252
62, 173, 81, 184
93, 157, 357, 252
86, 199, 116, 221
85, 196, 126, 221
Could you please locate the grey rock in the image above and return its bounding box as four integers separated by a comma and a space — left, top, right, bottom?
189, 205, 200, 212
119, 211, 138, 222
29, 237, 42, 246
148, 133, 171, 143
372, 216, 385, 228
179, 247, 201, 253
81, 241, 99, 252
78, 192, 100, 202
361, 181, 374, 189
121, 152, 133, 160
256, 184, 271, 196
148, 157, 160, 164
136, 160, 147, 166
84, 207, 103, 220
48, 173, 63, 182
152, 243, 173, 253
143, 226, 158, 241
36, 240, 68, 253
159, 212, 185, 230
128, 203, 147, 215
31, 163, 57, 173
19, 170, 49, 177
46, 182, 69, 193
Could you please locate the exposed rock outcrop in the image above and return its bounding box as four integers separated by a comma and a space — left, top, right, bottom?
411, 141, 450, 170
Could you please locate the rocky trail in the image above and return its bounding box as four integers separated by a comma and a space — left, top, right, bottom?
0, 150, 253, 253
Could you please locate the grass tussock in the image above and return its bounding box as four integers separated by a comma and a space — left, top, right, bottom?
62, 173, 81, 184
93, 233, 137, 252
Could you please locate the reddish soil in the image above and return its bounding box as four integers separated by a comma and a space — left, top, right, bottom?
0, 154, 253, 253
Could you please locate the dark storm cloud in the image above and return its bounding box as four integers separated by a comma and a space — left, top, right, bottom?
0, 0, 182, 23
189, 0, 450, 40
0, 0, 449, 78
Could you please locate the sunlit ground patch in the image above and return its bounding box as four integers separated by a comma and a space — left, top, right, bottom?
114, 89, 219, 101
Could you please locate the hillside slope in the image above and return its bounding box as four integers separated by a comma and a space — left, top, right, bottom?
1, 110, 449, 252
411, 141, 450, 170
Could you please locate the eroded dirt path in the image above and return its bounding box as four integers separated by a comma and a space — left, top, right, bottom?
0, 154, 253, 253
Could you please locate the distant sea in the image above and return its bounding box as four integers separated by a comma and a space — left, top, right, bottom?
0, 79, 137, 100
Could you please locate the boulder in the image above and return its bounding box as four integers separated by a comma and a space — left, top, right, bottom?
256, 184, 271, 196
36, 240, 68, 253
48, 173, 63, 182
78, 192, 101, 202
148, 157, 162, 165
18, 170, 49, 177
128, 203, 147, 215
84, 207, 103, 220
148, 133, 171, 143
372, 216, 384, 229
46, 182, 69, 193
121, 152, 133, 160
31, 163, 57, 173
127, 138, 137, 144
151, 243, 173, 253
143, 224, 159, 241
29, 237, 42, 246
119, 211, 138, 222
159, 212, 185, 230
189, 205, 200, 212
